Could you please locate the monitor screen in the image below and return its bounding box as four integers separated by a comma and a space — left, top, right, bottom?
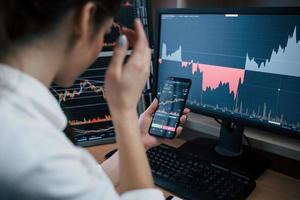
50, 56, 118, 145
155, 9, 300, 136
49, 0, 152, 146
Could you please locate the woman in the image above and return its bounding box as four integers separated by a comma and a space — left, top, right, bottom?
0, 1, 190, 199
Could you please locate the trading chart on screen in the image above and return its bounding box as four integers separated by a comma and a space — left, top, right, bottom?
150, 78, 190, 137
157, 14, 300, 133
51, 56, 118, 143
50, 0, 151, 145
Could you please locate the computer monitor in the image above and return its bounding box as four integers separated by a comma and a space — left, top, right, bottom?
50, 0, 152, 147
153, 8, 300, 156
50, 55, 119, 146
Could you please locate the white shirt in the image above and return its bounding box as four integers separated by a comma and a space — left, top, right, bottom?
0, 64, 164, 200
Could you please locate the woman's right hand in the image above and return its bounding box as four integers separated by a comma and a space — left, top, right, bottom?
105, 19, 151, 113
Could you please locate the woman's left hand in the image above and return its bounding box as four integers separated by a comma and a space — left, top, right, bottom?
139, 98, 191, 150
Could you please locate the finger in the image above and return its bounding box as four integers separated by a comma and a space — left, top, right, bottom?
176, 126, 183, 137
126, 19, 150, 75
132, 19, 149, 55
121, 27, 136, 47
108, 35, 129, 76
145, 98, 158, 116
183, 108, 191, 115
180, 115, 187, 124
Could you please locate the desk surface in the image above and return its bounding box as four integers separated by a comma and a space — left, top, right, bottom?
87, 139, 300, 200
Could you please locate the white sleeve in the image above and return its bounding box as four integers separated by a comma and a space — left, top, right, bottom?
120, 188, 165, 200
9, 151, 164, 200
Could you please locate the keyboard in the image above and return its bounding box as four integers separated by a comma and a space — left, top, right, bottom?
147, 144, 256, 200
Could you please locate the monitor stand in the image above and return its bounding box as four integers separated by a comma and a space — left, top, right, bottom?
178, 120, 270, 180
215, 120, 244, 157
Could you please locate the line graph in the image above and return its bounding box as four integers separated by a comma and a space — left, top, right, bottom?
73, 126, 115, 136
50, 56, 117, 143
157, 14, 300, 133
69, 115, 112, 126
156, 109, 180, 117
159, 98, 185, 106
162, 43, 245, 98
245, 27, 300, 77
54, 80, 105, 103
162, 43, 182, 62
160, 43, 300, 131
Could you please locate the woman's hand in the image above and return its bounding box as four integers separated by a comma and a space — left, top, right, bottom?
105, 20, 151, 113
103, 20, 155, 192
139, 98, 191, 150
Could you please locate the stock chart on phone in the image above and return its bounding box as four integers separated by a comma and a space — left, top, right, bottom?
157, 14, 300, 134
150, 78, 190, 137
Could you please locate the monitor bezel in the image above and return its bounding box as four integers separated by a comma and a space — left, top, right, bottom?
152, 7, 300, 139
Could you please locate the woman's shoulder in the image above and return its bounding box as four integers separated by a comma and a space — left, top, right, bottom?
0, 98, 79, 182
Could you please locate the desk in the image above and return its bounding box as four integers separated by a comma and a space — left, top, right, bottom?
87, 139, 300, 200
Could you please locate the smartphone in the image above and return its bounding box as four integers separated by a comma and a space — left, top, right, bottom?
149, 77, 191, 139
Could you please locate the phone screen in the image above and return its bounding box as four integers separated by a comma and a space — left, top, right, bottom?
149, 77, 191, 138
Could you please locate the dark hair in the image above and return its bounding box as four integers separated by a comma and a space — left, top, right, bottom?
0, 0, 122, 59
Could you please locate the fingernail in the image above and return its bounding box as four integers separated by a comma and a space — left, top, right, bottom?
135, 18, 143, 25
118, 35, 127, 47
